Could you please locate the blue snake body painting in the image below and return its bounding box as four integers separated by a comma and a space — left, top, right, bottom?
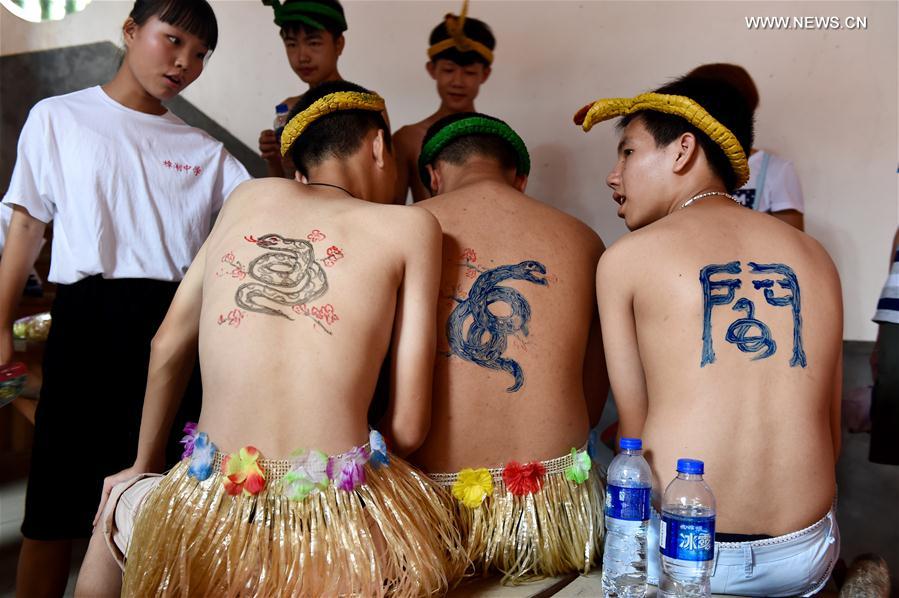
447, 260, 548, 392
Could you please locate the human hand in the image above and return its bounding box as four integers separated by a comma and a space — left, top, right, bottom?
258, 129, 280, 162
92, 466, 144, 528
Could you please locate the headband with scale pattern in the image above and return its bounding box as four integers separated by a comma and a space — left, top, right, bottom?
573, 92, 749, 187
280, 91, 386, 157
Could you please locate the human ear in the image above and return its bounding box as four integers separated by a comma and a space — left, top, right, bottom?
426, 61, 437, 80
514, 173, 528, 193
122, 17, 138, 49
426, 164, 441, 195
334, 34, 345, 56
480, 65, 492, 84
372, 129, 387, 169
672, 132, 698, 174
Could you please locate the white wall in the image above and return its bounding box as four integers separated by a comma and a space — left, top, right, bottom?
2, 0, 896, 340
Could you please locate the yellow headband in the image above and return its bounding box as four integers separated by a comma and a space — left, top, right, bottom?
573, 92, 749, 188
427, 0, 494, 65
280, 91, 386, 157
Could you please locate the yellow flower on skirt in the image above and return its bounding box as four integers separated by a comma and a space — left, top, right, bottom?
452, 468, 493, 508
222, 446, 266, 496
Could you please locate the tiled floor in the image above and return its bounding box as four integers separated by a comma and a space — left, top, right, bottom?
0, 342, 895, 596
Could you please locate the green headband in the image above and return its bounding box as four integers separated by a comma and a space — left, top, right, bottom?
264, 0, 347, 32
418, 116, 530, 187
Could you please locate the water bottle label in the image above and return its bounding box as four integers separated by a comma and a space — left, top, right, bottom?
605, 485, 651, 521
660, 514, 715, 561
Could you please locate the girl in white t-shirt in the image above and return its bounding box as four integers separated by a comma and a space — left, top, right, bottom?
0, 1, 250, 593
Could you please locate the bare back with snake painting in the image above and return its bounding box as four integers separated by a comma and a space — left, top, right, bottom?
192, 178, 442, 458
412, 179, 608, 471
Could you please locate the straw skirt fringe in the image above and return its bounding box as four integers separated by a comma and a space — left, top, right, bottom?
437, 463, 605, 584
122, 457, 466, 597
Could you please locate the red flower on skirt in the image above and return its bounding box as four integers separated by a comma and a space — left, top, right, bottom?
502, 461, 546, 496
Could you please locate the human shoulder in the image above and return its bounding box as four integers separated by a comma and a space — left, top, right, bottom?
596, 226, 659, 281
371, 203, 440, 237
757, 149, 793, 170
25, 87, 97, 122
794, 228, 839, 278
754, 150, 801, 186
221, 177, 293, 207
528, 194, 604, 253
393, 124, 426, 153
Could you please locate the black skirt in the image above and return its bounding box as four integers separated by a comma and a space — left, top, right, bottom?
21, 275, 201, 541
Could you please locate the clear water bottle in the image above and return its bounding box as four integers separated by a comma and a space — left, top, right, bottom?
273, 102, 289, 140
659, 459, 716, 598
602, 437, 652, 598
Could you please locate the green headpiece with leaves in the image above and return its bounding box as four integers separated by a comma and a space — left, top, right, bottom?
263, 0, 347, 33
418, 114, 530, 187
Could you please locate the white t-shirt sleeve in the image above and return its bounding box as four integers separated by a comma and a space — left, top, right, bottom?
2, 105, 55, 223
218, 150, 252, 204
208, 149, 251, 229
763, 158, 805, 214
0, 203, 11, 253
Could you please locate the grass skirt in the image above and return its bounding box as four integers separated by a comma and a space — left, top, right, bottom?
430, 453, 605, 584
121, 456, 465, 596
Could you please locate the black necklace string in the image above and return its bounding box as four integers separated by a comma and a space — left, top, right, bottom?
307, 181, 353, 197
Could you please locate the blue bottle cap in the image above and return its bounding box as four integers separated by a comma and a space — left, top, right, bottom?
619, 437, 642, 451
676, 459, 704, 475
276, 103, 289, 113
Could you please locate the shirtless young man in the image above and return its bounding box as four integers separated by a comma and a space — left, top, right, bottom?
392, 4, 494, 204
411, 112, 608, 582
575, 75, 842, 596
74, 81, 464, 597
258, 0, 346, 178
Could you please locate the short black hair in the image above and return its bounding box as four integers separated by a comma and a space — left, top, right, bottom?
619, 76, 754, 192
278, 0, 346, 39
287, 81, 392, 178
687, 63, 759, 113
428, 16, 495, 67
130, 0, 218, 51
421, 112, 519, 173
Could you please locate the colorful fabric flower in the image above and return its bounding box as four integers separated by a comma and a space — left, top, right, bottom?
502, 461, 546, 496
369, 430, 389, 470
188, 432, 216, 481
452, 468, 494, 508
222, 446, 266, 496
180, 421, 199, 459
564, 448, 592, 485
282, 449, 329, 500
327, 446, 369, 491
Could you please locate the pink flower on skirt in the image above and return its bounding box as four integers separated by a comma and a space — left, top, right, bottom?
180, 422, 199, 459
327, 446, 370, 491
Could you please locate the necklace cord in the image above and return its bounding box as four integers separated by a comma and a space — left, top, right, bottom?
307, 181, 353, 197
679, 191, 741, 210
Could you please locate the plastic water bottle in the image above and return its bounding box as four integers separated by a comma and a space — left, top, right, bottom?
273, 103, 289, 140
659, 459, 716, 598
602, 437, 652, 598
